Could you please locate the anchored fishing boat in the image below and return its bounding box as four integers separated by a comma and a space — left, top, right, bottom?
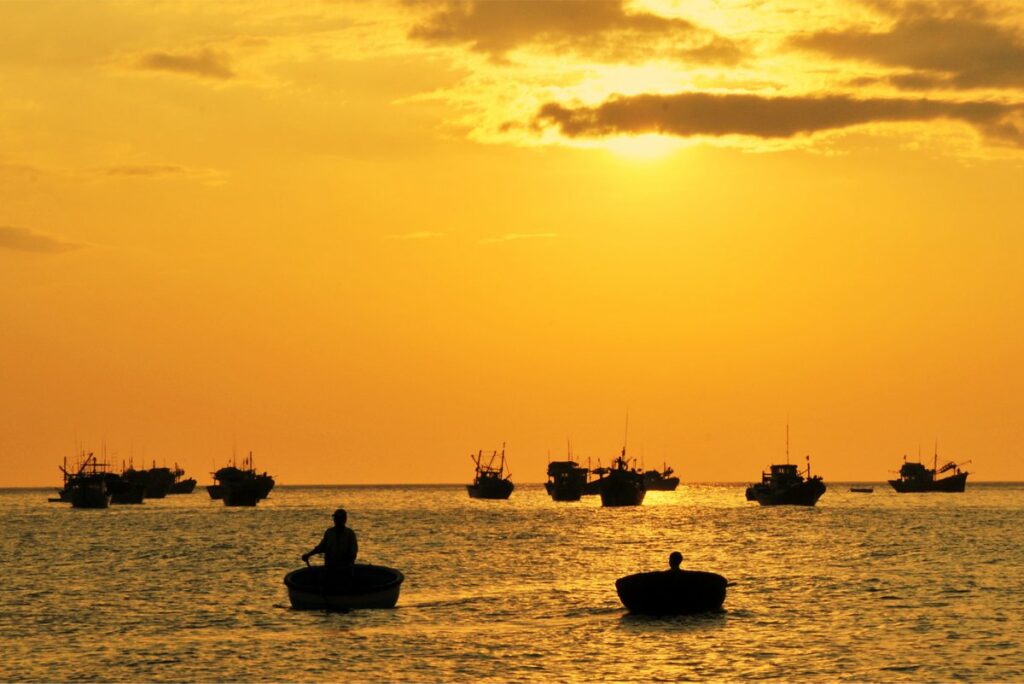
745, 426, 826, 506
168, 464, 197, 494
545, 460, 588, 502
599, 449, 646, 507
746, 460, 826, 506
889, 451, 969, 493
60, 454, 113, 509
208, 452, 275, 505
284, 563, 404, 610
467, 446, 514, 500
642, 463, 680, 491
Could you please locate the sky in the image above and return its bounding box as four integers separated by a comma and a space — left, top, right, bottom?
2, 0, 1023, 486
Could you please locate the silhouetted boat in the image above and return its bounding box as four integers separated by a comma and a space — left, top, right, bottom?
168, 464, 197, 494
545, 460, 588, 502
746, 460, 826, 506
108, 467, 146, 504
123, 462, 174, 499
582, 463, 607, 495
60, 455, 113, 509
59, 453, 146, 505
467, 446, 514, 499
600, 450, 646, 507
889, 452, 969, 493
642, 463, 680, 491
850, 487, 874, 493
616, 564, 727, 615
284, 564, 404, 610
208, 452, 275, 505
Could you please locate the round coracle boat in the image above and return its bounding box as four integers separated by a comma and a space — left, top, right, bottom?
616, 569, 727, 615
284, 564, 404, 610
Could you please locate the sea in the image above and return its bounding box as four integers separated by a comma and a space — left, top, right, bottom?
2, 483, 1023, 682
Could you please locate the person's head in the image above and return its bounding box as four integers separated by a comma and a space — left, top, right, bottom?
669, 551, 683, 570
333, 508, 347, 527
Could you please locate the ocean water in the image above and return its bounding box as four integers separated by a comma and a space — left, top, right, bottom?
2, 483, 1023, 682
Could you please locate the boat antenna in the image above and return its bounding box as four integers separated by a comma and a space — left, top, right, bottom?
934, 438, 938, 473
622, 411, 630, 458
786, 421, 790, 465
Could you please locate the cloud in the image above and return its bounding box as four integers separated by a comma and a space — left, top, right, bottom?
480, 232, 558, 244
533, 92, 1024, 146
384, 231, 445, 240
136, 48, 235, 79
789, 2, 1024, 90
0, 226, 83, 254
409, 0, 742, 64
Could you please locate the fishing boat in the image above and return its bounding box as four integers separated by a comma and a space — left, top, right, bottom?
123, 461, 175, 499
545, 460, 588, 502
642, 463, 680, 491
850, 487, 874, 493
889, 451, 969, 493
108, 465, 146, 504
283, 563, 404, 610
60, 454, 113, 509
467, 446, 514, 499
168, 464, 197, 494
208, 452, 276, 504
599, 449, 646, 507
582, 464, 607, 495
745, 426, 826, 506
616, 555, 727, 615
746, 459, 826, 506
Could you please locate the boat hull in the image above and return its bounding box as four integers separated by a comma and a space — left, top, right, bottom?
644, 476, 680, 491
223, 486, 260, 506
70, 486, 111, 509
747, 480, 826, 506
545, 481, 584, 502
110, 484, 146, 504
616, 570, 727, 615
169, 479, 197, 494
284, 565, 404, 610
600, 477, 646, 507
207, 485, 225, 500
889, 472, 967, 493
467, 481, 513, 499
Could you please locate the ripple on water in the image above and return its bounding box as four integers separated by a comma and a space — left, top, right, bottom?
2, 484, 1024, 681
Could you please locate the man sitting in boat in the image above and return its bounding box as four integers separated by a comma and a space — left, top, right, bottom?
302, 508, 359, 582
668, 551, 683, 572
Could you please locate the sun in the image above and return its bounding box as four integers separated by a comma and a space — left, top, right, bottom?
604, 134, 683, 160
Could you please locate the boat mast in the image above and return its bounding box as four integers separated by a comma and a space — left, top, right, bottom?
786, 422, 790, 465
622, 411, 630, 462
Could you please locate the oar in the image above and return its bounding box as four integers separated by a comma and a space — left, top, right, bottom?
305, 557, 333, 613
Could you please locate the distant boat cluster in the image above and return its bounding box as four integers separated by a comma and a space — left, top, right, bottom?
467, 444, 971, 507
52, 453, 196, 508
51, 450, 274, 509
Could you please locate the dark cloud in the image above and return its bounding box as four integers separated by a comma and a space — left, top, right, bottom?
136, 48, 235, 79
409, 0, 743, 64
790, 2, 1024, 90
534, 92, 1024, 145
0, 226, 83, 254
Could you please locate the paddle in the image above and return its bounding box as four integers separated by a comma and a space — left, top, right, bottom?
303, 556, 332, 613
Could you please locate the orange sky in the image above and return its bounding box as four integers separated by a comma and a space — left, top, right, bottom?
2, 0, 1024, 486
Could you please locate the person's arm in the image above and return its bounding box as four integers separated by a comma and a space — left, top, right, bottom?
302, 531, 329, 562
344, 529, 358, 564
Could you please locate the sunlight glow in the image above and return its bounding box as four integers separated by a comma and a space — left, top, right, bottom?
604, 134, 684, 160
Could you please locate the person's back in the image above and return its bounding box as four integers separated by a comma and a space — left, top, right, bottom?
303, 509, 359, 582
322, 525, 358, 569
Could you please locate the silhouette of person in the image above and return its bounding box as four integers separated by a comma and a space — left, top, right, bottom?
668, 551, 683, 571
303, 508, 358, 581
